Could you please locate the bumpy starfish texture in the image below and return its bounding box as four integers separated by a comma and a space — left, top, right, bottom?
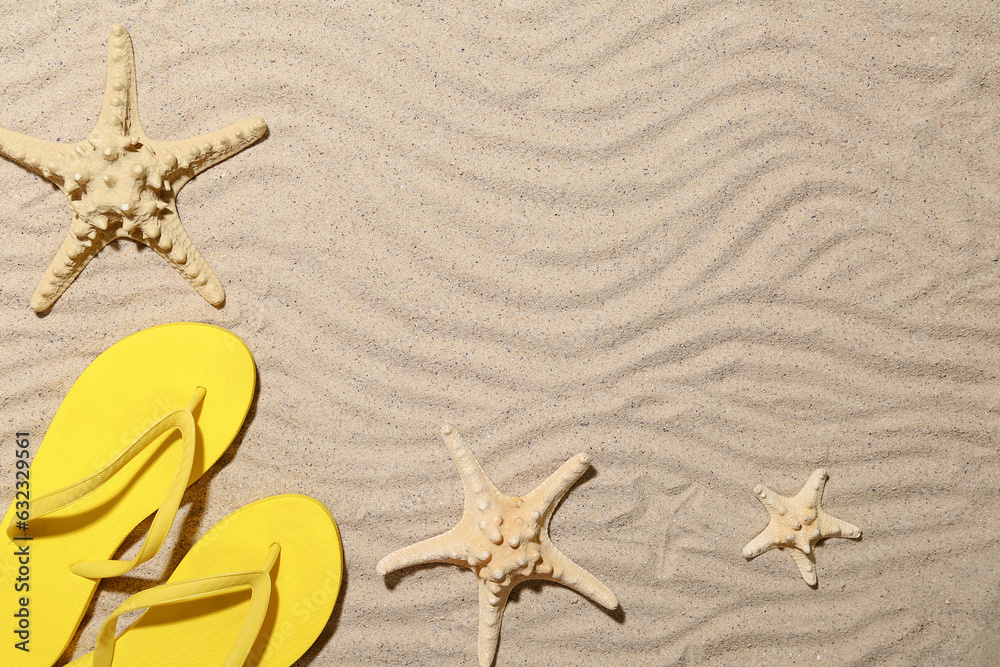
743, 468, 862, 586
0, 25, 267, 312
377, 425, 618, 667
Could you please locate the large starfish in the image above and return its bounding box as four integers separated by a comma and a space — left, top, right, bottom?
742, 468, 862, 586
377, 425, 618, 667
0, 25, 267, 312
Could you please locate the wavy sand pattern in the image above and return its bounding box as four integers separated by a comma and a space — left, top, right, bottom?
1, 2, 999, 665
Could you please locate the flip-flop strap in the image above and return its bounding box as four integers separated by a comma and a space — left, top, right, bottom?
6, 387, 207, 579
93, 543, 280, 667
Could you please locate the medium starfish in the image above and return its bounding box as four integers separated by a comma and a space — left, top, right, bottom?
377, 425, 618, 667
0, 25, 267, 312
742, 468, 862, 586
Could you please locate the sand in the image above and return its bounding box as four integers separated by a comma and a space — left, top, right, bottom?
1, 1, 999, 665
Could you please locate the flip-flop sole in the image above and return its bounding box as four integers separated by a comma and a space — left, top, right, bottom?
0, 322, 256, 666
67, 494, 343, 666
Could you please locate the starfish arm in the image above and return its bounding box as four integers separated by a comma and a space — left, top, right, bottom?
151, 117, 268, 189
538, 541, 618, 609
140, 210, 225, 306
742, 522, 785, 559
439, 426, 502, 507
97, 25, 143, 136
751, 483, 790, 518
0, 126, 66, 186
477, 579, 510, 667
376, 530, 467, 576
786, 547, 818, 586
817, 511, 861, 540
522, 453, 592, 519
793, 468, 830, 509
31, 224, 113, 312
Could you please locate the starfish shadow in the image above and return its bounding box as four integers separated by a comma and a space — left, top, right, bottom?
106, 237, 149, 252
521, 464, 624, 622
382, 560, 463, 590
807, 532, 864, 590
510, 579, 626, 623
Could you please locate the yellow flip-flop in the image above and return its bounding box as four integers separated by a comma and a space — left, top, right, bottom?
66, 494, 343, 667
0, 322, 256, 667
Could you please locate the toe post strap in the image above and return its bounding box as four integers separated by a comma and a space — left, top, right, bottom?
93, 543, 281, 667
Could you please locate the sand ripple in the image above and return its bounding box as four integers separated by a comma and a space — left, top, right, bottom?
0, 2, 998, 664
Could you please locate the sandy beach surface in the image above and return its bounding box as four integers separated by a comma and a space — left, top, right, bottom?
1, 2, 999, 664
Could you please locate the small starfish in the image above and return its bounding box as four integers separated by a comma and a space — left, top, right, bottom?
0, 25, 267, 312
377, 425, 618, 667
742, 468, 862, 586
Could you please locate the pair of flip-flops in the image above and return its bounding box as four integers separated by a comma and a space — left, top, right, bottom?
0, 323, 343, 666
